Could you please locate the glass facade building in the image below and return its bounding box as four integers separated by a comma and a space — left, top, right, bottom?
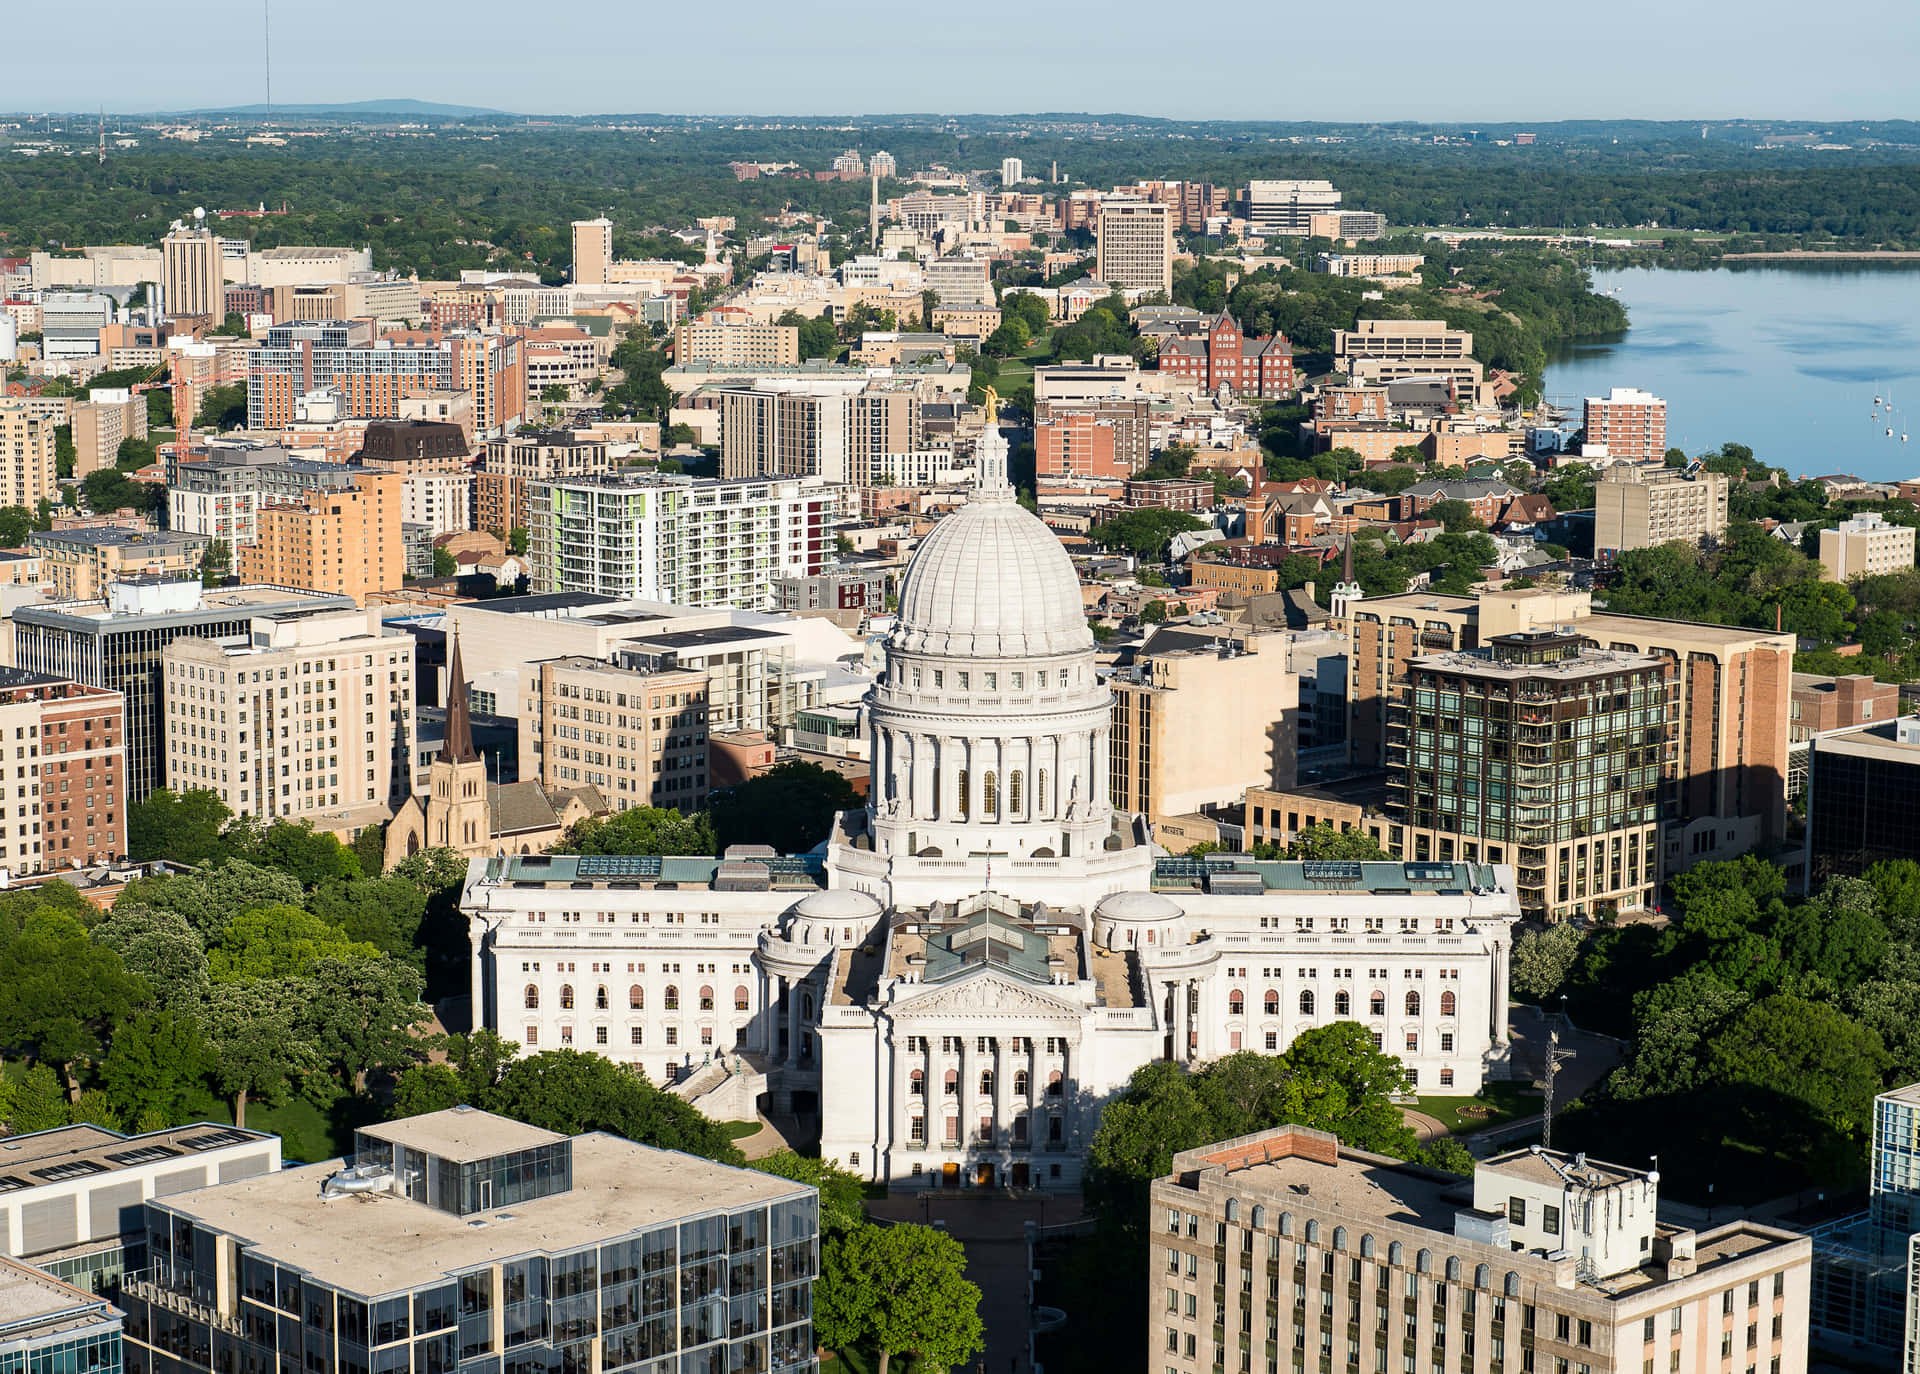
0, 1255, 123, 1374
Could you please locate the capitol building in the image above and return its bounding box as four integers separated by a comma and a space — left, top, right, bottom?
460, 423, 1521, 1190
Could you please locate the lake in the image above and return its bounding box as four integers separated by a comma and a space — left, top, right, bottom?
1542, 264, 1920, 483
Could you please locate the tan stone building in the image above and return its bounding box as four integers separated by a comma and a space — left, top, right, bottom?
672, 317, 800, 369
0, 399, 59, 512
28, 529, 207, 603
1109, 625, 1297, 827
1594, 466, 1729, 554
1152, 1127, 1810, 1374
162, 607, 415, 824
0, 668, 126, 876
476, 430, 613, 537
1095, 199, 1174, 295
521, 656, 711, 813
236, 470, 404, 605
1819, 511, 1917, 581
71, 391, 149, 476
160, 223, 222, 322
571, 218, 613, 287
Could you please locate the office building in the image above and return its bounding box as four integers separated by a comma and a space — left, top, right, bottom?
463, 430, 1521, 1170
40, 294, 113, 360
1805, 717, 1920, 884
1034, 404, 1148, 480
771, 568, 888, 628
1394, 629, 1671, 920
1821, 511, 1918, 581
119, 1109, 820, 1374
13, 582, 356, 802
1594, 466, 1730, 554
1152, 1128, 1810, 1374
572, 217, 614, 286
237, 470, 404, 604
922, 258, 993, 308
161, 223, 223, 322
35, 529, 206, 602
163, 608, 415, 822
520, 655, 709, 811
401, 471, 474, 540
1108, 627, 1298, 826
1333, 318, 1472, 366
1787, 672, 1902, 799
0, 668, 126, 876
0, 1119, 278, 1290
1001, 157, 1023, 186
1242, 179, 1342, 235
673, 317, 800, 369
1095, 200, 1174, 295
1347, 587, 1792, 879
0, 399, 59, 511
719, 381, 924, 488
1314, 253, 1426, 280
476, 430, 613, 537
1583, 388, 1668, 465
526, 473, 833, 609
71, 391, 149, 477
1308, 210, 1388, 239
247, 325, 525, 438
0, 1253, 122, 1374
1806, 1082, 1920, 1357
356, 420, 471, 473
1156, 311, 1295, 399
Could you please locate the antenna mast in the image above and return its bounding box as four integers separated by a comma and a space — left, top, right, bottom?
1540, 1025, 1576, 1149
263, 0, 273, 119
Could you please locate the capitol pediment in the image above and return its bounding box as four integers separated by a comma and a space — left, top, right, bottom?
892, 970, 1084, 1020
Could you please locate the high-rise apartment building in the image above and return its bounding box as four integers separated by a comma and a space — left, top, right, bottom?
118, 1109, 822, 1374
1242, 179, 1342, 235
1152, 1128, 1810, 1374
526, 472, 833, 608
1593, 465, 1730, 554
161, 223, 223, 321
1347, 586, 1792, 879
236, 470, 404, 604
163, 607, 414, 821
71, 390, 148, 476
1034, 404, 1148, 480
12, 581, 355, 802
1582, 387, 1667, 464
28, 529, 208, 602
869, 150, 897, 178
1001, 157, 1023, 186
673, 317, 800, 369
720, 381, 923, 488
1820, 511, 1918, 581
476, 430, 613, 537
571, 216, 614, 286
922, 257, 994, 308
1395, 629, 1671, 920
0, 668, 126, 876
1095, 200, 1174, 295
0, 398, 59, 511
248, 325, 525, 437
520, 655, 710, 811
1109, 629, 1297, 826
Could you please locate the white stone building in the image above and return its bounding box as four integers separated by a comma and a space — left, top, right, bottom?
462, 423, 1521, 1190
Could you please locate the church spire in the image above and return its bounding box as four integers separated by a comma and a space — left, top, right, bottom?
438, 632, 479, 765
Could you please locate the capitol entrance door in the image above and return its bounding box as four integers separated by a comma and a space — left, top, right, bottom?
975, 1162, 994, 1188
942, 1162, 960, 1188
1011, 1163, 1029, 1188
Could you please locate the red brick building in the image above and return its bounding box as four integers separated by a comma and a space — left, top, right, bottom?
1124, 478, 1214, 511
1157, 312, 1294, 399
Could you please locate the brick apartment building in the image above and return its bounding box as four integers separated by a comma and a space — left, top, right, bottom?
0, 669, 127, 874
1157, 312, 1294, 399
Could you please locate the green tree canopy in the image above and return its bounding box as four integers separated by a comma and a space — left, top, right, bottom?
126, 787, 232, 864
709, 760, 860, 855
815, 1223, 985, 1374
208, 905, 379, 982
555, 806, 716, 857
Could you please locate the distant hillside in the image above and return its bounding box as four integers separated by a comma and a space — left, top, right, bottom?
190, 98, 510, 118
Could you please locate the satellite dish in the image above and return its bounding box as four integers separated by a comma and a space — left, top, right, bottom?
193, 206, 206, 224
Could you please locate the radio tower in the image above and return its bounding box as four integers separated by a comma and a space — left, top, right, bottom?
98, 107, 105, 164
263, 0, 273, 120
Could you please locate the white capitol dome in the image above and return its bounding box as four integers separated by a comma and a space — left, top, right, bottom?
893, 487, 1091, 659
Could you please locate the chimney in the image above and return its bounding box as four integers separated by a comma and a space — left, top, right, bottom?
1304, 581, 1316, 601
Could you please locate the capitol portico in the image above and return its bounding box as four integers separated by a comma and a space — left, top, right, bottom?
462, 417, 1522, 1189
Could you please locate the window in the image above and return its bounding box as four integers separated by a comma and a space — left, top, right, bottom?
629, 985, 643, 1010
524, 985, 539, 1009
910, 1069, 925, 1096
1229, 990, 1245, 1015
1299, 990, 1315, 1015
560, 984, 574, 1010
699, 986, 715, 1011
1406, 991, 1421, 1016
664, 985, 679, 1011
1334, 991, 1350, 1015
1264, 991, 1279, 1015
1542, 1205, 1560, 1236
1440, 991, 1456, 1016
734, 985, 750, 1011
1370, 992, 1386, 1016
595, 986, 608, 1010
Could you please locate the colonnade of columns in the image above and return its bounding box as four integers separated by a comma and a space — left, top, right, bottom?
889, 1031, 1081, 1173
875, 728, 1109, 824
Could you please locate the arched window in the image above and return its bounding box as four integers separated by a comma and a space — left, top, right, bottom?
1370, 991, 1386, 1016
1252, 1205, 1267, 1229
1416, 1249, 1432, 1274
1046, 1070, 1063, 1098
629, 985, 644, 1010
1009, 770, 1023, 813
1388, 1242, 1404, 1267
1406, 991, 1421, 1016
1225, 1199, 1240, 1223
1503, 1272, 1520, 1297
1305, 1219, 1320, 1244
560, 984, 574, 1010
699, 986, 715, 1011
1279, 1213, 1294, 1237
1360, 1234, 1376, 1259
1229, 990, 1245, 1016
943, 1069, 959, 1096
524, 985, 539, 1010
595, 986, 608, 1010
979, 1070, 994, 1097
1013, 1069, 1030, 1096
1264, 991, 1280, 1015
1474, 1264, 1491, 1290
1445, 1256, 1462, 1282
956, 768, 970, 818
1334, 991, 1351, 1016
1037, 768, 1049, 815
983, 770, 998, 816
802, 993, 814, 1019
734, 985, 750, 1011
910, 1069, 925, 1096
1332, 1227, 1347, 1251
1299, 990, 1315, 1015
1440, 990, 1456, 1017
664, 985, 679, 1011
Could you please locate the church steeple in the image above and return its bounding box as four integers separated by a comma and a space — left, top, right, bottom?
439, 632, 480, 765
1331, 534, 1363, 626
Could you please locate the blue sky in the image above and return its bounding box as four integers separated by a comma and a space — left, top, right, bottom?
11, 0, 1920, 120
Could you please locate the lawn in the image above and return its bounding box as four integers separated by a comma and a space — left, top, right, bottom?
1415, 1082, 1542, 1134
719, 1120, 762, 1141
197, 1097, 357, 1165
